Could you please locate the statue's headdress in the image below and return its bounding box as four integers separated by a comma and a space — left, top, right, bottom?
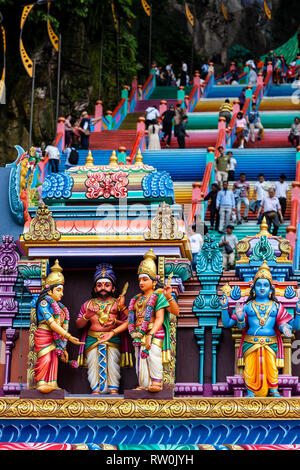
138, 248, 157, 279
45, 259, 64, 288
94, 263, 116, 286
253, 260, 272, 284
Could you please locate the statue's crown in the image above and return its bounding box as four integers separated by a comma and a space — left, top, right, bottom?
45, 259, 64, 287
138, 248, 157, 279
253, 260, 272, 284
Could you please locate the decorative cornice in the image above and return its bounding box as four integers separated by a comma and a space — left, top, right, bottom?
1, 398, 300, 419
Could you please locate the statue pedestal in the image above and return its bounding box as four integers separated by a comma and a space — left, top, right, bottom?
226, 375, 300, 397
20, 389, 66, 399
124, 388, 174, 400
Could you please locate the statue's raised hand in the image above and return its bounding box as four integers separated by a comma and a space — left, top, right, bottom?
282, 324, 292, 338
235, 302, 245, 321
220, 293, 228, 309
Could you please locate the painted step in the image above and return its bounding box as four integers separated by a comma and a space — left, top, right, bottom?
134, 99, 177, 113
89, 130, 137, 150
150, 86, 193, 100
194, 97, 300, 113
142, 148, 296, 181
187, 111, 300, 130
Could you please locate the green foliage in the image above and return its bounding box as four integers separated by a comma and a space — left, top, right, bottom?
229, 44, 252, 62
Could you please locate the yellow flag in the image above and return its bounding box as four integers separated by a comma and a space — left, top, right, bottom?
185, 2, 194, 27
111, 1, 119, 31
264, 0, 271, 20
20, 4, 34, 30
47, 2, 59, 51
141, 0, 151, 17
221, 2, 228, 20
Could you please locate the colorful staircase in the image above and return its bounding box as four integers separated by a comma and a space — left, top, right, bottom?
89, 130, 137, 150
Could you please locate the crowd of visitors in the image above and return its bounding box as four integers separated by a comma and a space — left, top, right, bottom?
146, 102, 189, 149
218, 99, 264, 147
152, 61, 191, 87
191, 153, 290, 271
222, 52, 300, 86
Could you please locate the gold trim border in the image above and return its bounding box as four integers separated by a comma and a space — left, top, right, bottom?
1, 397, 300, 420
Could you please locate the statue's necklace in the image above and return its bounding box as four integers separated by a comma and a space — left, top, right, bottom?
95, 299, 114, 326
136, 293, 152, 316
252, 301, 272, 326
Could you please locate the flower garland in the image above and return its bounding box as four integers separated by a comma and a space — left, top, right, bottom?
128, 292, 158, 348
45, 296, 70, 357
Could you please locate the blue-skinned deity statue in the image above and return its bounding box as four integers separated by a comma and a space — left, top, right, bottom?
220, 261, 300, 397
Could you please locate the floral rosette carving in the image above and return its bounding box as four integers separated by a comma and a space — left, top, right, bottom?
85, 172, 129, 199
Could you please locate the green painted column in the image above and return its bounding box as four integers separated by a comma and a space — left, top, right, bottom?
193, 236, 223, 386
177, 86, 185, 107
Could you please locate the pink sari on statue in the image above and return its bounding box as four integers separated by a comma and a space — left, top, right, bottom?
34, 328, 58, 392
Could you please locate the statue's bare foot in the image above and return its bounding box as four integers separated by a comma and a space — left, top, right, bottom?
91, 391, 100, 395
109, 390, 119, 395
148, 382, 162, 393
133, 386, 145, 390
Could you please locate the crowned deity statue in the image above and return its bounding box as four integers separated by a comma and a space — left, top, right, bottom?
220, 260, 300, 397
76, 264, 132, 395
34, 260, 83, 393
128, 249, 179, 393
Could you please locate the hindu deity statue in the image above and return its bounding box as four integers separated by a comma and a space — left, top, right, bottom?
128, 249, 179, 393
76, 264, 132, 395
220, 260, 300, 397
34, 259, 83, 393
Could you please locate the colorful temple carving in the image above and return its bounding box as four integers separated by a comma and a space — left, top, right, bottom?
2, 144, 300, 448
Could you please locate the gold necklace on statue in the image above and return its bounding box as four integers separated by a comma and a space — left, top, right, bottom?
94, 298, 114, 326
135, 293, 152, 316
252, 301, 273, 326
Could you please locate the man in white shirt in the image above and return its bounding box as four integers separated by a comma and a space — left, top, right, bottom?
253, 173, 268, 223
145, 106, 160, 128
181, 61, 188, 86
189, 225, 203, 273
275, 174, 289, 218
45, 142, 60, 173
227, 151, 237, 181
257, 187, 283, 235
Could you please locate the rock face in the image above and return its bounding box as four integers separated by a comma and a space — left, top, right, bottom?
171, 0, 298, 66
0, 0, 298, 163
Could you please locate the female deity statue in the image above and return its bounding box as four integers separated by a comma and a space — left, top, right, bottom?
128, 249, 179, 393
220, 260, 300, 397
34, 259, 83, 393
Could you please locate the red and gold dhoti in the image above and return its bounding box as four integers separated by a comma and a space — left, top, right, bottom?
34, 325, 58, 393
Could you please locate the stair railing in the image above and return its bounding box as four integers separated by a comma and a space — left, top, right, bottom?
142, 73, 156, 100
188, 147, 215, 226
288, 146, 300, 266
